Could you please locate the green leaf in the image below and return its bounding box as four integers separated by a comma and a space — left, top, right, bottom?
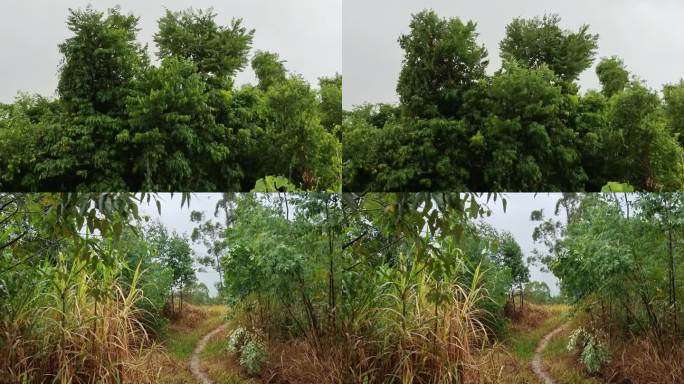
600, 182, 635, 192
251, 176, 300, 192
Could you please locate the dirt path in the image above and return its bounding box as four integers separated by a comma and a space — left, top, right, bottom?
532, 323, 568, 384
190, 323, 228, 384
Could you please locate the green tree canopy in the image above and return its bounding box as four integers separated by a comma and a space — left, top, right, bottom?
58, 7, 147, 115
596, 56, 630, 97
251, 50, 288, 91
664, 80, 684, 146
0, 7, 341, 192
344, 10, 684, 192
500, 14, 598, 84
155, 8, 254, 86
397, 10, 488, 119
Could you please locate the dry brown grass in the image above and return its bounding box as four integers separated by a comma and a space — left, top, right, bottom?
509, 303, 552, 331
262, 336, 544, 384
0, 282, 163, 384
262, 337, 349, 384
261, 277, 497, 384
470, 343, 539, 384
539, 311, 684, 384
201, 325, 259, 384
166, 303, 210, 331
605, 339, 684, 384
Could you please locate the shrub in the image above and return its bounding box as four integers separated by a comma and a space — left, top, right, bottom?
227, 326, 250, 353
226, 327, 268, 376
239, 337, 268, 375
567, 327, 611, 374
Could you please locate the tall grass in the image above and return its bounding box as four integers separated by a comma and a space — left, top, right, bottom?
0, 253, 161, 384
266, 260, 494, 384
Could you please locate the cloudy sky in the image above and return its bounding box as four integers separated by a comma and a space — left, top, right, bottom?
141, 193, 562, 297
343, 0, 684, 108
0, 0, 341, 103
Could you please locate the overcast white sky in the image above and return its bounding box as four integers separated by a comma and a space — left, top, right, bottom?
141, 193, 562, 297
0, 0, 341, 103
343, 0, 684, 108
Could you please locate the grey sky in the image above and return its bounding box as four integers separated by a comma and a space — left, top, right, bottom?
139, 192, 563, 297
343, 0, 684, 108
0, 0, 341, 103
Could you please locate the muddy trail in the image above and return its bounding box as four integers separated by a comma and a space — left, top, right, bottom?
190, 323, 229, 384
532, 323, 568, 384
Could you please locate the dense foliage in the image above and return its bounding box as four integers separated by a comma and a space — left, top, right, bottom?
532, 193, 684, 374
5, 192, 682, 382
190, 192, 539, 382
344, 10, 684, 192
0, 7, 341, 192
0, 193, 197, 383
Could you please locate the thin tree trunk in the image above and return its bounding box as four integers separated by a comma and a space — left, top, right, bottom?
666, 207, 677, 335
326, 199, 336, 335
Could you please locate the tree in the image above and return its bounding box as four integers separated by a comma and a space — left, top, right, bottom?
636, 193, 683, 335
500, 14, 598, 85
596, 57, 630, 97
155, 8, 254, 87
0, 6, 342, 192
0, 96, 63, 189
663, 80, 684, 146
604, 83, 684, 190
397, 10, 488, 119
190, 195, 240, 292
58, 6, 147, 115
525, 281, 552, 304
534, 193, 684, 347
344, 11, 684, 193
124, 57, 238, 190
262, 77, 341, 190
184, 282, 211, 305
319, 74, 343, 133
574, 91, 611, 190
251, 51, 287, 91
150, 224, 196, 313
54, 7, 149, 189
494, 233, 530, 312
478, 63, 585, 191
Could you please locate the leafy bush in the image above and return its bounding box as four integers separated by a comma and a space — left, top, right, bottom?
227, 326, 250, 353
239, 337, 268, 376
227, 327, 268, 375
567, 327, 611, 374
